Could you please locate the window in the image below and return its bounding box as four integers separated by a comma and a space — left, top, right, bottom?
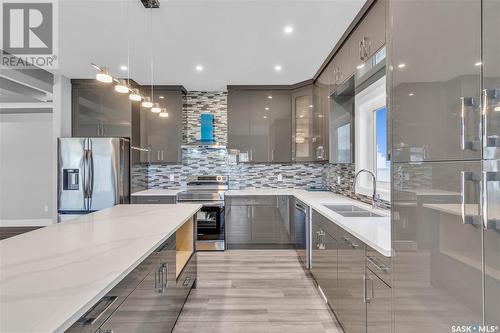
374, 106, 390, 184
354, 75, 390, 201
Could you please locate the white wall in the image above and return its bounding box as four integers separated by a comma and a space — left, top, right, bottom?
0, 74, 71, 227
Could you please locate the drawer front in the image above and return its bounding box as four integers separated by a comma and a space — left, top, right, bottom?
366, 246, 391, 286
132, 195, 177, 204
227, 195, 278, 206
177, 253, 197, 303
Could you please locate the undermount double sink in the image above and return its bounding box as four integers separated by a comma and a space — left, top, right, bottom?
322, 204, 384, 218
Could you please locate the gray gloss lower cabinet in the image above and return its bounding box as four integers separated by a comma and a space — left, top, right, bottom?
66, 233, 195, 333
225, 196, 292, 248
310, 210, 366, 333
131, 195, 177, 204
365, 269, 391, 333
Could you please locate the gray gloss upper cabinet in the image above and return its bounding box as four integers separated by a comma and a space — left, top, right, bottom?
228, 89, 292, 163
292, 85, 315, 162
312, 71, 331, 161
140, 88, 184, 164
391, 0, 481, 162
72, 80, 136, 138
350, 0, 386, 69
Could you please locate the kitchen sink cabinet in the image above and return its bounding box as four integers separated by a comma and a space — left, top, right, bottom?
140, 87, 184, 164
226, 196, 293, 248
310, 209, 367, 333
228, 89, 292, 162
365, 268, 391, 333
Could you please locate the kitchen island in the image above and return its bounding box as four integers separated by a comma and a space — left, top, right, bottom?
0, 204, 201, 333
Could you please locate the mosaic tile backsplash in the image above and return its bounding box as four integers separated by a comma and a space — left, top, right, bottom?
132, 91, 390, 208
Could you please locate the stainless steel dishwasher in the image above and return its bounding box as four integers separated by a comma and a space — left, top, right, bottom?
294, 200, 311, 270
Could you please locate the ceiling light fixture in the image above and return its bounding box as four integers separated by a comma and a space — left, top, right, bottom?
114, 79, 129, 93
159, 108, 169, 117
283, 25, 294, 34
142, 96, 153, 108
92, 64, 113, 83
397, 63, 406, 69
195, 65, 204, 72
151, 103, 161, 113
129, 88, 142, 101
274, 65, 282, 72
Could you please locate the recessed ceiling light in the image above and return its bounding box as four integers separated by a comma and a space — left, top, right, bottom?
408, 93, 414, 96
397, 63, 406, 69
283, 26, 294, 34
475, 62, 482, 66
120, 65, 128, 71
274, 65, 282, 72
195, 65, 204, 72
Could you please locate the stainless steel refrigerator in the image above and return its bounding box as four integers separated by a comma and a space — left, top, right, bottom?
58, 138, 130, 218
390, 0, 499, 331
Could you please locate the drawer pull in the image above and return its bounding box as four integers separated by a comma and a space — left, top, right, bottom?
366, 255, 388, 273
342, 236, 359, 249
183, 277, 191, 286
77, 296, 118, 325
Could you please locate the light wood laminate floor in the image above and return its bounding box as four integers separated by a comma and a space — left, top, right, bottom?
173, 250, 341, 333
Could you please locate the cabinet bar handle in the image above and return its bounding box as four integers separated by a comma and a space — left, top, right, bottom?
483, 171, 500, 230
460, 171, 479, 225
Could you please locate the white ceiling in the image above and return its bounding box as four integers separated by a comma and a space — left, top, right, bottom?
59, 0, 366, 91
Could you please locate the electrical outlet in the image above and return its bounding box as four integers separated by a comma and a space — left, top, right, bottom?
277, 174, 283, 182
169, 174, 175, 182
337, 176, 341, 185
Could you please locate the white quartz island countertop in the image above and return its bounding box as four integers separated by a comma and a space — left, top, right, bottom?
226, 189, 391, 257
0, 204, 201, 333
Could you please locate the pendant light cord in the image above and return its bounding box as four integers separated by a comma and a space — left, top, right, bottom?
150, 3, 154, 100
126, 0, 130, 85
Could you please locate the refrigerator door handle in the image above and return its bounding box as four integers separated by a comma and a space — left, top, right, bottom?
460, 171, 479, 225
482, 171, 500, 230
88, 147, 94, 210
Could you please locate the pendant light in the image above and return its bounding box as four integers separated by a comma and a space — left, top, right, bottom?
129, 88, 142, 101
114, 79, 129, 93
92, 63, 113, 83
159, 108, 169, 118
151, 103, 161, 113
142, 96, 153, 108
